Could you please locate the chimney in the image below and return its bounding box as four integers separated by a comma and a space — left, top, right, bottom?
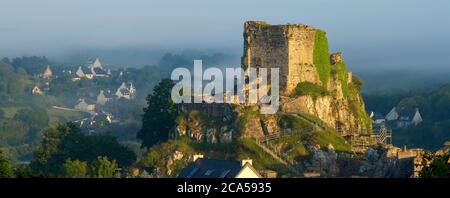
241, 158, 253, 167
193, 154, 204, 162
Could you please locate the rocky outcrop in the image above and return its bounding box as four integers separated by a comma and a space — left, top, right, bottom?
176, 21, 371, 144
359, 147, 400, 178
165, 150, 185, 176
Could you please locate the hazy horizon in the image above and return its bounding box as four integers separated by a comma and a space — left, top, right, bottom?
1, 0, 450, 71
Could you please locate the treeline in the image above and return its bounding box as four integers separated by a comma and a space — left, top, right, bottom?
2, 56, 52, 76
0, 123, 136, 178
0, 61, 29, 101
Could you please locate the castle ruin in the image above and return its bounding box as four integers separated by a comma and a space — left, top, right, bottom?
242, 21, 320, 93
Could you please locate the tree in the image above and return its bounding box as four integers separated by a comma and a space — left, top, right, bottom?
137, 79, 177, 148
31, 124, 74, 176
10, 56, 50, 76
92, 156, 120, 178
31, 123, 136, 176
0, 148, 14, 178
0, 108, 4, 119
0, 61, 29, 97
14, 107, 50, 130
419, 154, 450, 178
62, 159, 89, 178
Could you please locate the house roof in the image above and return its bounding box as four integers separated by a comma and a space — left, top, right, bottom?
398, 108, 418, 121
93, 67, 107, 75
178, 158, 246, 178
82, 67, 94, 75
370, 111, 384, 120
43, 65, 52, 76
99, 90, 114, 98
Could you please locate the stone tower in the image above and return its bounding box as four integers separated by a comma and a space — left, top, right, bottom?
241, 21, 321, 93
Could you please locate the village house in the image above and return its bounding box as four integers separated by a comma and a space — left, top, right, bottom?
178, 155, 262, 178
73, 111, 116, 135
31, 86, 43, 95
72, 57, 111, 81
31, 82, 50, 95
74, 98, 96, 112
96, 90, 113, 105
115, 82, 136, 100
385, 107, 423, 128
40, 65, 53, 79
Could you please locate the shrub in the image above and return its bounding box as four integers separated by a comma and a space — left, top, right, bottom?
331, 61, 349, 98
290, 82, 329, 99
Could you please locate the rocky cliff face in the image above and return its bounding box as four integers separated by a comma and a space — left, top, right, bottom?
242, 21, 371, 134
175, 21, 370, 143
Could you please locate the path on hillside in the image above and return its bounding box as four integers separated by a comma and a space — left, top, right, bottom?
253, 138, 301, 176
252, 111, 328, 176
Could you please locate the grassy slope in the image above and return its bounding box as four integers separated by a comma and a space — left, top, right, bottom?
1, 105, 87, 126
277, 114, 351, 152
47, 108, 88, 126
237, 138, 294, 177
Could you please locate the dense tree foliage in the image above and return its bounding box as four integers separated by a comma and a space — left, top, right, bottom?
364, 84, 450, 149
0, 148, 13, 178
419, 153, 450, 178
14, 107, 49, 130
62, 159, 89, 178
137, 79, 177, 148
0, 61, 29, 100
31, 123, 136, 176
92, 156, 120, 178
10, 56, 50, 76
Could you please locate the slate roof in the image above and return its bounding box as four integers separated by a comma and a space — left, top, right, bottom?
178, 158, 245, 178
82, 67, 94, 75
398, 108, 417, 121
93, 67, 107, 75
372, 112, 384, 120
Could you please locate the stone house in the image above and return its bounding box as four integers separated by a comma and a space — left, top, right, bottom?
31, 86, 43, 95
72, 57, 110, 80
115, 82, 136, 100
41, 65, 53, 79
96, 90, 113, 105
385, 107, 423, 128
74, 98, 96, 112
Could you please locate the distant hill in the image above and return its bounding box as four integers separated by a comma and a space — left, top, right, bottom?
364, 84, 450, 149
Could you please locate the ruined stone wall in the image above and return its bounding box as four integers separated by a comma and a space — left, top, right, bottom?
286, 25, 321, 91
242, 21, 318, 93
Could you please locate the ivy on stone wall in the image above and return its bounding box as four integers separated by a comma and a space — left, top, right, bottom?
313, 30, 331, 87
348, 80, 372, 130
331, 61, 349, 98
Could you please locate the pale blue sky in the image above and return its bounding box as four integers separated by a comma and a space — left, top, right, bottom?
1, 0, 449, 70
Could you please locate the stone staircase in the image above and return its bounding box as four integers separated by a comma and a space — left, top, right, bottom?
253, 137, 301, 176
250, 112, 328, 176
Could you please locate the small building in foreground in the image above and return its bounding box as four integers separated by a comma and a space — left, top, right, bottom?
178, 155, 262, 178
